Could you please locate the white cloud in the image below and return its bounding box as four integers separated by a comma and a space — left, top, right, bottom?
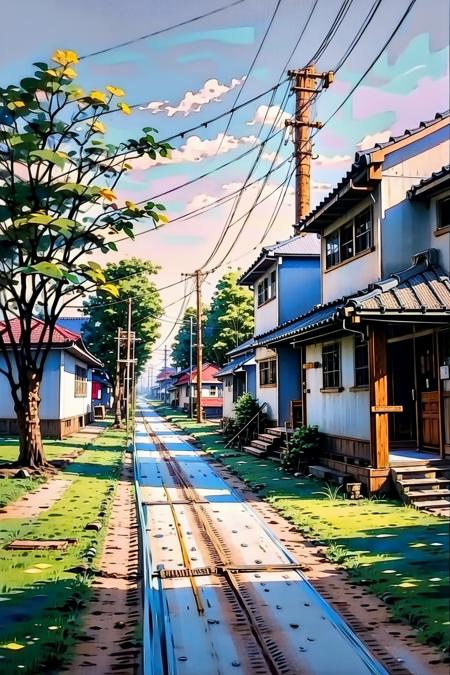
131, 132, 257, 170
312, 180, 332, 191
247, 104, 290, 130
314, 153, 352, 167
140, 77, 245, 117
356, 129, 392, 151
261, 151, 284, 166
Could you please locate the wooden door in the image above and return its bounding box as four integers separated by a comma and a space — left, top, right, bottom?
416, 335, 440, 449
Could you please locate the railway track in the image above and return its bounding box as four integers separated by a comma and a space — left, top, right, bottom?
135, 404, 388, 675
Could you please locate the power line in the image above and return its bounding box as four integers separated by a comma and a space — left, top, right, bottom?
79, 0, 249, 60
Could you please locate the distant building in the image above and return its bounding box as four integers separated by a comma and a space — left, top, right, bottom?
156, 367, 177, 401
170, 363, 223, 418
0, 318, 101, 439
216, 339, 256, 419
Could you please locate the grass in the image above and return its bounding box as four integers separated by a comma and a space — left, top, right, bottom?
154, 402, 450, 653
0, 420, 111, 509
0, 425, 127, 674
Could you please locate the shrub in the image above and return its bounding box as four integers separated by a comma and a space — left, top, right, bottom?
228, 393, 265, 447
282, 424, 320, 471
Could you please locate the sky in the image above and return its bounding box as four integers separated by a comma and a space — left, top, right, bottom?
1, 0, 449, 376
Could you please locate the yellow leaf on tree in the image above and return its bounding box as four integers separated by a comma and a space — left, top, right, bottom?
52, 49, 79, 66
92, 120, 106, 134
122, 162, 133, 170
11, 101, 26, 108
1, 643, 25, 651
106, 85, 125, 97
100, 283, 120, 298
118, 102, 132, 115
89, 90, 107, 104
46, 69, 59, 77
125, 200, 139, 212
63, 67, 78, 79
158, 214, 169, 224
100, 188, 117, 202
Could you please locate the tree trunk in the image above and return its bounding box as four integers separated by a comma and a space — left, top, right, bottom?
113, 364, 123, 428
16, 371, 47, 468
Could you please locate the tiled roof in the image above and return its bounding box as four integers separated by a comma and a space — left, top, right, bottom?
0, 317, 80, 344
226, 337, 255, 357
216, 353, 254, 378
156, 367, 176, 381
239, 234, 320, 284
255, 251, 450, 347
408, 165, 450, 199
175, 363, 221, 386
201, 398, 223, 408
297, 111, 450, 233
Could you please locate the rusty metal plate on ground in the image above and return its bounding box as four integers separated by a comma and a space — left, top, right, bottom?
5, 538, 77, 550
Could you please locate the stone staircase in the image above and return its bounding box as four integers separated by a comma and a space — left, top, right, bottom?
391, 459, 450, 516
242, 427, 285, 460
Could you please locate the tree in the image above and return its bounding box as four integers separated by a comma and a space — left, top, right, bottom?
170, 305, 207, 370
0, 50, 170, 467
203, 270, 254, 366
82, 259, 162, 426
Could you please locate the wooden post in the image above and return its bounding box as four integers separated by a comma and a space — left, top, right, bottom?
286, 67, 333, 224
368, 325, 389, 469
195, 270, 203, 424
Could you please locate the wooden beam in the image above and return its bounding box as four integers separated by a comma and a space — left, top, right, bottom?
368, 325, 389, 469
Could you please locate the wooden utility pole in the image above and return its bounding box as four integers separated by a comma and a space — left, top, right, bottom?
189, 314, 194, 418
195, 270, 203, 424
163, 345, 168, 405
286, 66, 334, 224
125, 298, 132, 430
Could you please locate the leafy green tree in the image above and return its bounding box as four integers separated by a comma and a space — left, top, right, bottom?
0, 50, 170, 466
82, 259, 162, 426
204, 270, 254, 366
170, 305, 207, 370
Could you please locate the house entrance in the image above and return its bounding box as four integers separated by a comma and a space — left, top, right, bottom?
388, 331, 440, 452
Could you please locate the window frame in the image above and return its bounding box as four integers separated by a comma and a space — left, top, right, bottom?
325, 206, 373, 270
437, 196, 450, 231
354, 336, 369, 388
259, 358, 277, 387
257, 268, 277, 306
74, 365, 88, 397
322, 342, 341, 390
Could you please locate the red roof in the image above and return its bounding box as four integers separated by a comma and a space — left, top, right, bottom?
0, 318, 80, 345
156, 367, 176, 381
201, 398, 223, 408
176, 363, 221, 386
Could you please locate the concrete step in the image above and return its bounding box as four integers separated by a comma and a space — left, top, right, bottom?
243, 445, 267, 458
257, 433, 277, 443
392, 466, 450, 480
400, 477, 450, 488
265, 428, 283, 437
413, 499, 450, 511
407, 489, 450, 500
251, 439, 273, 450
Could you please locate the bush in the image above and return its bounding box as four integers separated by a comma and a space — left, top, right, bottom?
228, 393, 265, 448
282, 424, 320, 471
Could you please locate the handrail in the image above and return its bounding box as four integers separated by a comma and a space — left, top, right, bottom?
224, 401, 267, 448
132, 414, 166, 675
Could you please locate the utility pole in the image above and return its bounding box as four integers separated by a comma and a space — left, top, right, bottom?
125, 298, 132, 430
189, 314, 193, 418
286, 66, 334, 224
195, 270, 203, 424
163, 345, 168, 406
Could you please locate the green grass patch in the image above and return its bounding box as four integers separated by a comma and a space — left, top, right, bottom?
0, 420, 111, 509
154, 403, 450, 653
0, 426, 127, 673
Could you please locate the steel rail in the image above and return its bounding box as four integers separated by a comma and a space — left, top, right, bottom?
142, 415, 298, 675
137, 404, 389, 675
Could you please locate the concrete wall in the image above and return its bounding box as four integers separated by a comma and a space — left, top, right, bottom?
277, 346, 301, 427
278, 257, 320, 323
321, 194, 381, 303
59, 351, 92, 419
305, 337, 370, 440
381, 137, 450, 275
255, 346, 278, 421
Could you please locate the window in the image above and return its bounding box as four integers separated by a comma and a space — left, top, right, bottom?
322, 343, 341, 389
325, 207, 373, 269
185, 385, 189, 397
257, 269, 277, 306
437, 197, 450, 230
354, 337, 369, 387
75, 365, 87, 397
209, 385, 218, 397
259, 359, 277, 386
